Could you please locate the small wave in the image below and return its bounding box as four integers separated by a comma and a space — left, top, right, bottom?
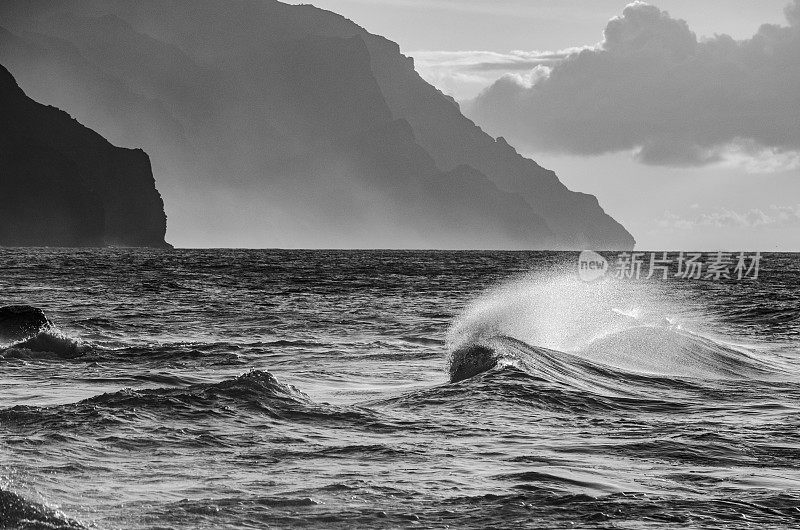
0, 488, 84, 529
83, 370, 312, 413
1, 371, 382, 433
0, 371, 310, 429
400, 335, 445, 346
109, 343, 245, 365
0, 329, 88, 360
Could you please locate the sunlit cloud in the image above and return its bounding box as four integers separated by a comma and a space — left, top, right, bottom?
657, 205, 800, 231
460, 0, 800, 171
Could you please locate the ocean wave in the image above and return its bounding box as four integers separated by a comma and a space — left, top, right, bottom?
107, 343, 247, 365
399, 335, 445, 346
367, 326, 792, 413
0, 334, 252, 365
84, 369, 312, 411
580, 325, 782, 379
0, 329, 88, 361
0, 370, 381, 432
0, 489, 84, 529
448, 328, 788, 398
435, 490, 800, 528
447, 274, 790, 385
446, 274, 700, 355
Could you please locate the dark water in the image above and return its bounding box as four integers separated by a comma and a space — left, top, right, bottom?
1, 249, 799, 529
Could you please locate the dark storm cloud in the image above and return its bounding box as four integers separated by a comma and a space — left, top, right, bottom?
466, 0, 800, 168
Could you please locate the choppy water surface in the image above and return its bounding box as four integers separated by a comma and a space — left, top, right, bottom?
1, 249, 799, 529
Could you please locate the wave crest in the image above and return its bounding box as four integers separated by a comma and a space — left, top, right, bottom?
84, 370, 311, 412
449, 344, 499, 383
0, 328, 88, 360
0, 489, 84, 529
447, 274, 787, 385
0, 371, 381, 433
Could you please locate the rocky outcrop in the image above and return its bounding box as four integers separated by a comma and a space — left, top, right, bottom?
0, 305, 50, 342
0, 64, 169, 247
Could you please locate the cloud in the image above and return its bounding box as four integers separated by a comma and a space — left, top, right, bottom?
464, 0, 800, 169
412, 49, 576, 72
657, 205, 800, 231
411, 49, 578, 100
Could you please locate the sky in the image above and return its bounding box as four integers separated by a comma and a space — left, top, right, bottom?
286, 0, 800, 250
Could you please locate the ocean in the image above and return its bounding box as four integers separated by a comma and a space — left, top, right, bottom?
1, 249, 799, 529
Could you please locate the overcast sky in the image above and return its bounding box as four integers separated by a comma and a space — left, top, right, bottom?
286, 0, 800, 250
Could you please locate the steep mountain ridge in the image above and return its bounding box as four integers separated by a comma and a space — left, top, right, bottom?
0, 0, 634, 249
282, 4, 634, 249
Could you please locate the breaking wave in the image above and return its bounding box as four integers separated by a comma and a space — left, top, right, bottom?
447, 274, 788, 385
0, 328, 88, 360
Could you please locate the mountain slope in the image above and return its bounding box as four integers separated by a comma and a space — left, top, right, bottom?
273, 3, 634, 248
0, 0, 634, 249
0, 64, 169, 247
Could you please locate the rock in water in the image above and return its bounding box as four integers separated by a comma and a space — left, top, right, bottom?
449, 344, 499, 383
0, 305, 50, 342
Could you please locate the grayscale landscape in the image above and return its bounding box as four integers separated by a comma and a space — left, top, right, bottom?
1, 1, 798, 529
